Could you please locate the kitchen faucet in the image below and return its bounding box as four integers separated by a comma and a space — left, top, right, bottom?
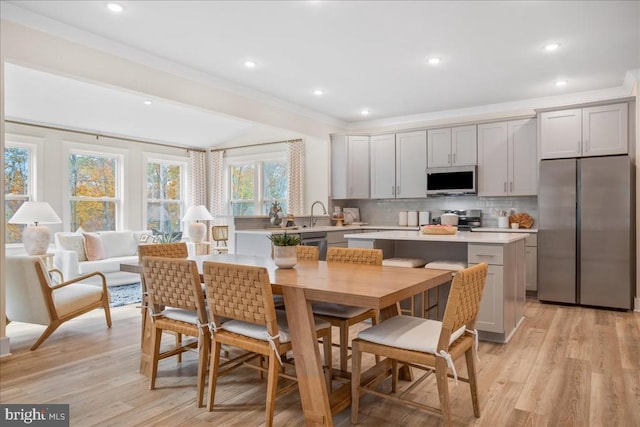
309, 200, 327, 227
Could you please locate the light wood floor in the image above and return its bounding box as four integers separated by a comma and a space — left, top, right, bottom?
1, 299, 639, 426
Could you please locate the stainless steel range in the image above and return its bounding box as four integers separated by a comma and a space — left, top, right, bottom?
443, 209, 482, 231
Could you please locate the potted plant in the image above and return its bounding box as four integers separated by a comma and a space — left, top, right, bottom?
267, 232, 301, 268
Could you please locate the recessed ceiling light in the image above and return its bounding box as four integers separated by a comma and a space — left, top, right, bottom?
244, 60, 257, 68
106, 3, 124, 13
428, 57, 442, 65
555, 80, 568, 87
544, 43, 560, 51
143, 100, 152, 105
313, 89, 325, 96
361, 109, 370, 116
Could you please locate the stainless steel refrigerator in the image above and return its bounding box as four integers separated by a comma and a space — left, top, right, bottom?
538, 155, 634, 310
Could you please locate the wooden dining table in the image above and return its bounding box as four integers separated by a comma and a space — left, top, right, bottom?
120, 253, 453, 426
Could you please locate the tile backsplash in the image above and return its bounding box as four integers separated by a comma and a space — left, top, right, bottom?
333, 196, 538, 228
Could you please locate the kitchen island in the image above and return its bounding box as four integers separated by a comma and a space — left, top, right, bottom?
346, 230, 529, 343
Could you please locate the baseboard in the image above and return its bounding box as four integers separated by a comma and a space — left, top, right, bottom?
0, 337, 11, 358
635, 297, 640, 312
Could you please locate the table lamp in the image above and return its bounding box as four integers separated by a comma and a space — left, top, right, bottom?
8, 201, 62, 255
182, 205, 214, 243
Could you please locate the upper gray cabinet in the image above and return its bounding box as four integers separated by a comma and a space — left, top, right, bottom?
370, 131, 427, 199
427, 125, 477, 168
331, 135, 370, 199
478, 119, 537, 196
540, 103, 628, 159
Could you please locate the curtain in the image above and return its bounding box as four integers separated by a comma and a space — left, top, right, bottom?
210, 150, 225, 218
188, 150, 207, 207
287, 139, 305, 216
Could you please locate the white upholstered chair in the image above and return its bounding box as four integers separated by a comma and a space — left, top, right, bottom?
6, 254, 112, 350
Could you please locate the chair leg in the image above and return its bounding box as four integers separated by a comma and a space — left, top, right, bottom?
176, 333, 182, 363
30, 321, 62, 350
370, 314, 381, 365
435, 357, 452, 427
149, 326, 163, 390
196, 333, 210, 408
391, 359, 398, 393
339, 322, 349, 372
207, 340, 223, 411
102, 298, 112, 327
465, 347, 481, 418
350, 340, 363, 424
265, 353, 280, 427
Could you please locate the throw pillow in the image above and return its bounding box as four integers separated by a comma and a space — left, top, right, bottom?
83, 233, 105, 261
56, 234, 88, 262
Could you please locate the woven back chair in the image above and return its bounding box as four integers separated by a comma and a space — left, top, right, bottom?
312, 247, 383, 372
138, 242, 190, 359
202, 261, 332, 425
138, 242, 189, 262
296, 245, 319, 261
211, 226, 229, 253
326, 246, 383, 265
142, 256, 210, 408
351, 263, 488, 426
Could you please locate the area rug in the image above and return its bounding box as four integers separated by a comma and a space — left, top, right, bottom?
108, 283, 142, 307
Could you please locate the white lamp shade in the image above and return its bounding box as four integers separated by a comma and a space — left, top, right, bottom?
8, 202, 62, 225
182, 205, 214, 222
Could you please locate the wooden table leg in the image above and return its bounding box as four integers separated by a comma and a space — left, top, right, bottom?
282, 287, 333, 426
139, 302, 153, 376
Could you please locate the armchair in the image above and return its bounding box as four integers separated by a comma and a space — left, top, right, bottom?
6, 255, 112, 350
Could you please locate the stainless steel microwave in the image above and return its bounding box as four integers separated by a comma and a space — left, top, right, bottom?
426, 165, 477, 195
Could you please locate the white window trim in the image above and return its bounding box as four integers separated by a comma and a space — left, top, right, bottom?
62, 141, 127, 232
4, 135, 42, 248
142, 152, 188, 232
224, 151, 287, 216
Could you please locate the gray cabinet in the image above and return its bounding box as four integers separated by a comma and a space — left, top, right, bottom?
427, 125, 477, 168
370, 131, 427, 199
331, 135, 370, 199
525, 234, 537, 292
478, 119, 537, 196
469, 240, 526, 341
540, 103, 628, 159
327, 229, 362, 248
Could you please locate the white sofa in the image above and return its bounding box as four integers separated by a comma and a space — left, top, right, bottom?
53, 230, 195, 287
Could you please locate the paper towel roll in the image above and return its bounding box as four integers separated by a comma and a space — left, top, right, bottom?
407, 211, 418, 227
399, 211, 408, 226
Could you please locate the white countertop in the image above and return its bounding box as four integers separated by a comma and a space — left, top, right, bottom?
345, 230, 530, 244
472, 227, 538, 233
235, 225, 419, 235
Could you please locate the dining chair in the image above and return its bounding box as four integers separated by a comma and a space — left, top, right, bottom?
138, 242, 191, 360
211, 225, 229, 253
272, 245, 320, 309
142, 256, 210, 408
202, 261, 332, 426
6, 254, 112, 350
296, 244, 319, 261
311, 247, 382, 372
351, 262, 488, 426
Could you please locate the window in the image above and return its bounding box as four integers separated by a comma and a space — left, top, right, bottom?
146, 159, 185, 233
68, 151, 120, 232
229, 156, 288, 215
4, 144, 33, 243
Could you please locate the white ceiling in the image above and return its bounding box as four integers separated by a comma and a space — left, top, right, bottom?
2, 1, 639, 148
